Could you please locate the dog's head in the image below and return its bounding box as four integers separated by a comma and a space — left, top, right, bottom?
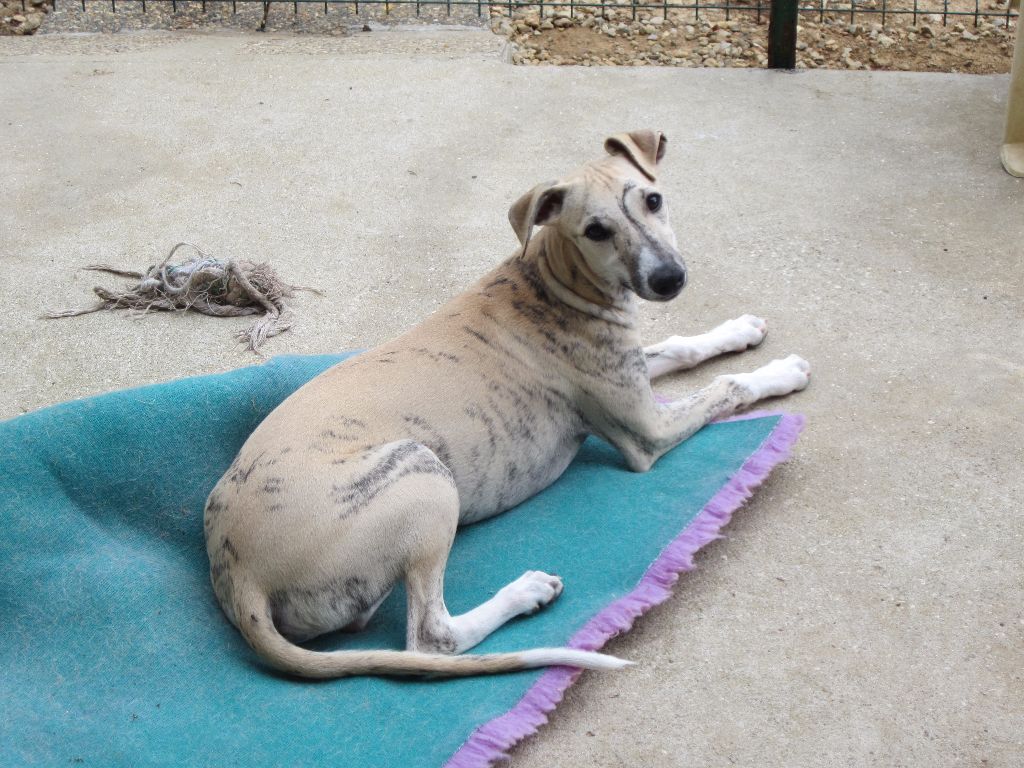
509, 130, 686, 302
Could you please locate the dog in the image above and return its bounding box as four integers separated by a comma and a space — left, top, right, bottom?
203, 130, 810, 679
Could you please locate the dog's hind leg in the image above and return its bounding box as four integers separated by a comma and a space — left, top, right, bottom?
403, 496, 563, 654
644, 315, 767, 379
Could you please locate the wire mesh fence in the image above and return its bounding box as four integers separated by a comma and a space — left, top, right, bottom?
40, 0, 1019, 69
46, 0, 1021, 24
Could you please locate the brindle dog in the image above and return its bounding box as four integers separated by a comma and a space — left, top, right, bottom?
204, 131, 810, 678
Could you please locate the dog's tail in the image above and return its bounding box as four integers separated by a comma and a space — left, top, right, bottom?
233, 580, 631, 679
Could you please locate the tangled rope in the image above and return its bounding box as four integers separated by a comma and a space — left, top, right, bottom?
46, 243, 319, 352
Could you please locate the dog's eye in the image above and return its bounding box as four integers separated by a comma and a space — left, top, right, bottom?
584, 223, 612, 242
646, 193, 663, 213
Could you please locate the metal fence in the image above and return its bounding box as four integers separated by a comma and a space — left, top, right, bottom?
44, 0, 1019, 69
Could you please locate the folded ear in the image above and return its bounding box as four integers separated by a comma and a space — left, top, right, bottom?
508, 181, 568, 250
603, 130, 667, 181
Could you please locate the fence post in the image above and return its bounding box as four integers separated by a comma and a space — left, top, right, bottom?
768, 0, 799, 69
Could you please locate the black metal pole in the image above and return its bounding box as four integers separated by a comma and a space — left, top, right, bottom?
767, 0, 798, 69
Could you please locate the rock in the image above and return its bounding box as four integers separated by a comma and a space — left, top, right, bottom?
539, 19, 554, 30
961, 30, 978, 41
489, 17, 511, 35
877, 34, 895, 47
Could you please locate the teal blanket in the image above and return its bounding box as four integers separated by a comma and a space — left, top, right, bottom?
0, 354, 802, 767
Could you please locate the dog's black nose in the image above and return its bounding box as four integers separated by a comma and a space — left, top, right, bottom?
647, 265, 686, 298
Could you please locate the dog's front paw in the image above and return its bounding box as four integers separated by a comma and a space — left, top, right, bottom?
714, 314, 768, 352
740, 354, 811, 399
502, 570, 564, 616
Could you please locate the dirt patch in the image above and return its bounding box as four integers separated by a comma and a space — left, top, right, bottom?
491, 5, 1018, 73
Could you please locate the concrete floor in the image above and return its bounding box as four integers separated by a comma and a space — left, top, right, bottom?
1, 28, 1022, 767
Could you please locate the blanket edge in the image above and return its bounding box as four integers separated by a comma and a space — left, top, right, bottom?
443, 410, 806, 768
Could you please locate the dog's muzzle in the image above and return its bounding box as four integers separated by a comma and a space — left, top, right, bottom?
646, 263, 687, 300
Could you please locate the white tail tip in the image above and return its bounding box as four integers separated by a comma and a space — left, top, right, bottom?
518, 648, 634, 671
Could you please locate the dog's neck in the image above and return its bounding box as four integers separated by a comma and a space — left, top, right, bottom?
526, 228, 636, 327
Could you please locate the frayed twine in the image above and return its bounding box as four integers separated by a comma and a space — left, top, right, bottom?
45, 243, 320, 352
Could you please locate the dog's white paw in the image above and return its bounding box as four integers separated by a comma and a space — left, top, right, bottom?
502, 570, 564, 616
714, 314, 768, 352
740, 354, 811, 399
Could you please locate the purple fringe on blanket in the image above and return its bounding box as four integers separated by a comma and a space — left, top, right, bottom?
444, 410, 805, 768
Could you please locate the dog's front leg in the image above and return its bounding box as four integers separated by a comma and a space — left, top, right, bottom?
605, 354, 810, 472
643, 315, 768, 379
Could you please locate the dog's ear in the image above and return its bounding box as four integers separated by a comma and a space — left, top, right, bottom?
508, 181, 567, 250
604, 130, 667, 181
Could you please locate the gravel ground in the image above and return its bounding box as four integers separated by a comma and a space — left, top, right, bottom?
35, 0, 488, 33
